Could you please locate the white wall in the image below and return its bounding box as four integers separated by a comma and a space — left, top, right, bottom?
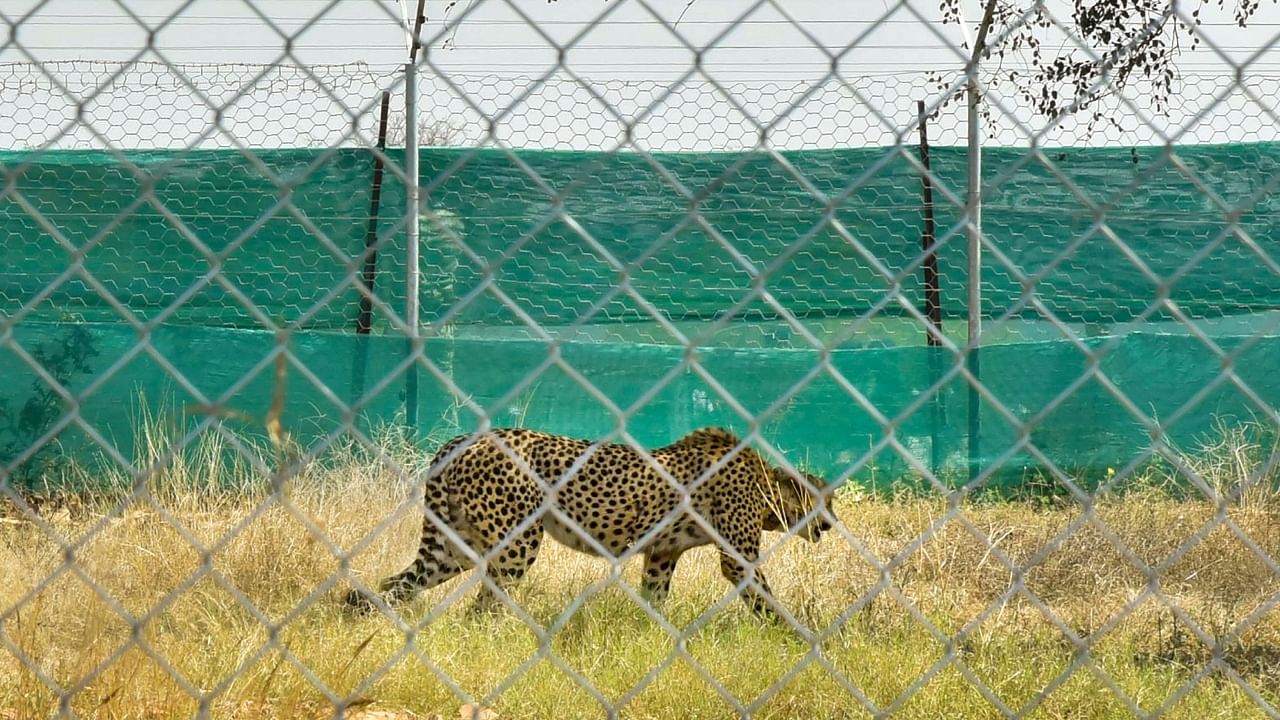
4, 0, 1280, 149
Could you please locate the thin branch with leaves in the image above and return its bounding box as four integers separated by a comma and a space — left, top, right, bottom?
934, 0, 1272, 132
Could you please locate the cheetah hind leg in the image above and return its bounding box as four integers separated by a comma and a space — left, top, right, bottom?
640, 550, 685, 610
344, 533, 469, 613
467, 525, 543, 617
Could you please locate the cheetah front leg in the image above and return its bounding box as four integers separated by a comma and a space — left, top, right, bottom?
717, 545, 782, 621
708, 515, 784, 622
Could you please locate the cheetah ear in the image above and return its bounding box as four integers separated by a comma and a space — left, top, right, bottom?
676, 427, 740, 446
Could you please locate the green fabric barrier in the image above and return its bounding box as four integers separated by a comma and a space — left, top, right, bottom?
3, 144, 1278, 334
3, 322, 1277, 492
3, 144, 1277, 491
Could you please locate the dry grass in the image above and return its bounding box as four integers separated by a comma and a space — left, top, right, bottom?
2, 424, 1279, 719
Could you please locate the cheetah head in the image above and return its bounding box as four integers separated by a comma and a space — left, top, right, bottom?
763, 467, 832, 542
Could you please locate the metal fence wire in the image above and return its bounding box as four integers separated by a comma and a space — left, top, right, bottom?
2, 1, 1280, 718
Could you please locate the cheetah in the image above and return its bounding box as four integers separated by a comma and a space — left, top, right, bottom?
345, 427, 831, 619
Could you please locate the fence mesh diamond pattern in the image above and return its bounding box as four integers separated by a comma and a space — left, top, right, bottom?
2, 1, 1279, 718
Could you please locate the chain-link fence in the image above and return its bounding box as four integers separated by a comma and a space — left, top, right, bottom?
2, 1, 1279, 718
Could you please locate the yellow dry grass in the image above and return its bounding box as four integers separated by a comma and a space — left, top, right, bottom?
1, 425, 1278, 719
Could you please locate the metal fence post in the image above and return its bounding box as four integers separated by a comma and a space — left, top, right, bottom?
403, 0, 425, 433
966, 0, 998, 483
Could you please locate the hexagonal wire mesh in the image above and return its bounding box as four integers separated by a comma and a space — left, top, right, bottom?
2, 0, 1280, 717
